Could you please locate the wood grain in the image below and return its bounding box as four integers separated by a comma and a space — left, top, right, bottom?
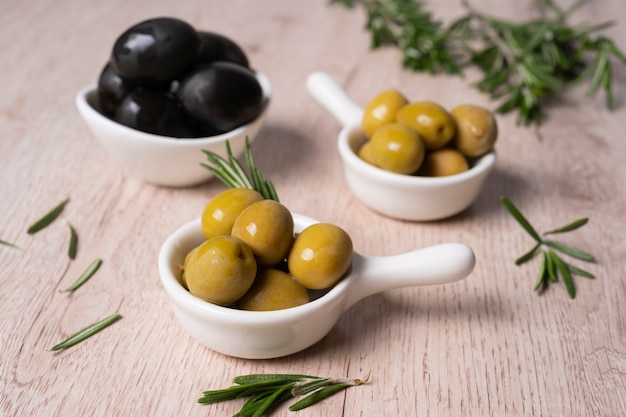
1, 0, 625, 416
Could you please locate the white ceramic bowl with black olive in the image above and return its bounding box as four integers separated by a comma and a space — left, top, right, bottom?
75, 17, 271, 188
306, 72, 496, 221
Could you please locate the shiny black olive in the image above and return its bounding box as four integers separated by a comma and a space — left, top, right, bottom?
196, 31, 249, 68
110, 17, 199, 85
97, 63, 136, 117
176, 62, 263, 132
115, 89, 196, 138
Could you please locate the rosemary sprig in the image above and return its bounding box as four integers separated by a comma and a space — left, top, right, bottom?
1, 239, 20, 249
27, 198, 69, 234
49, 312, 122, 351
198, 372, 370, 416
201, 137, 279, 201
61, 259, 103, 293
501, 197, 596, 299
332, 0, 626, 125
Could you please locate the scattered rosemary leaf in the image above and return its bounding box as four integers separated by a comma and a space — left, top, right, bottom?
27, 198, 69, 234
1, 239, 20, 249
67, 222, 78, 260
61, 259, 102, 293
49, 313, 121, 351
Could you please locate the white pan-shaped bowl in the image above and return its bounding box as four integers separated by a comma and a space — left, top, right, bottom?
306, 72, 496, 221
158, 213, 475, 359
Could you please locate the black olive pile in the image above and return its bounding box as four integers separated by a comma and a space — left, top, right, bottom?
97, 17, 264, 138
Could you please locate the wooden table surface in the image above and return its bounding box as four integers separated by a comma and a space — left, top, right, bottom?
2, 0, 625, 416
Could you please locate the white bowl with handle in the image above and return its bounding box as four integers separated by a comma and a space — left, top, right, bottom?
158, 212, 475, 359
306, 71, 496, 221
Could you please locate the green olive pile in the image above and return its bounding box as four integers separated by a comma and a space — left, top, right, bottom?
359, 90, 498, 177
181, 189, 353, 311
97, 17, 263, 138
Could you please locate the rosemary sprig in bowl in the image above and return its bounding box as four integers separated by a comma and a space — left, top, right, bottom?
201, 136, 278, 201
501, 197, 596, 299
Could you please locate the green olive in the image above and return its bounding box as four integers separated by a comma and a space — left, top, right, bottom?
357, 140, 378, 166
185, 236, 257, 306
362, 89, 409, 138
231, 200, 294, 266
451, 104, 498, 157
287, 223, 353, 290
396, 101, 456, 150
418, 148, 469, 177
237, 268, 310, 311
180, 244, 201, 290
201, 188, 264, 240
370, 123, 425, 174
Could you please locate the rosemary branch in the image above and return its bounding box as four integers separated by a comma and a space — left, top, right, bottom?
332, 0, 626, 125
198, 372, 370, 416
501, 197, 596, 299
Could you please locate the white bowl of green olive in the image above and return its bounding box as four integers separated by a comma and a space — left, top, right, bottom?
75, 17, 271, 188
307, 72, 496, 221
158, 212, 475, 359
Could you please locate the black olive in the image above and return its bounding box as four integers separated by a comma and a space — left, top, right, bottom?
176, 62, 263, 132
115, 89, 197, 138
110, 17, 199, 85
196, 31, 249, 68
97, 63, 136, 117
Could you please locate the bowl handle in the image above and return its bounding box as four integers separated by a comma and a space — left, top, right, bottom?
343, 243, 476, 310
306, 72, 363, 128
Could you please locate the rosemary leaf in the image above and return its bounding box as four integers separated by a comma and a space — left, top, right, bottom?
265, 180, 279, 202
201, 151, 247, 189
533, 252, 549, 291
500, 197, 542, 242
543, 240, 596, 262
567, 263, 595, 279
548, 250, 576, 298
544, 218, 588, 235
250, 385, 292, 417
288, 383, 352, 411
233, 374, 317, 385
49, 313, 121, 351
0, 239, 20, 249
545, 248, 558, 283
61, 259, 102, 293
515, 242, 541, 265
67, 222, 78, 260
27, 198, 69, 234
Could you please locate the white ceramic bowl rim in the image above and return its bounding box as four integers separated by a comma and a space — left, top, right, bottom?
158, 215, 354, 326
338, 124, 497, 187
76, 71, 272, 148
